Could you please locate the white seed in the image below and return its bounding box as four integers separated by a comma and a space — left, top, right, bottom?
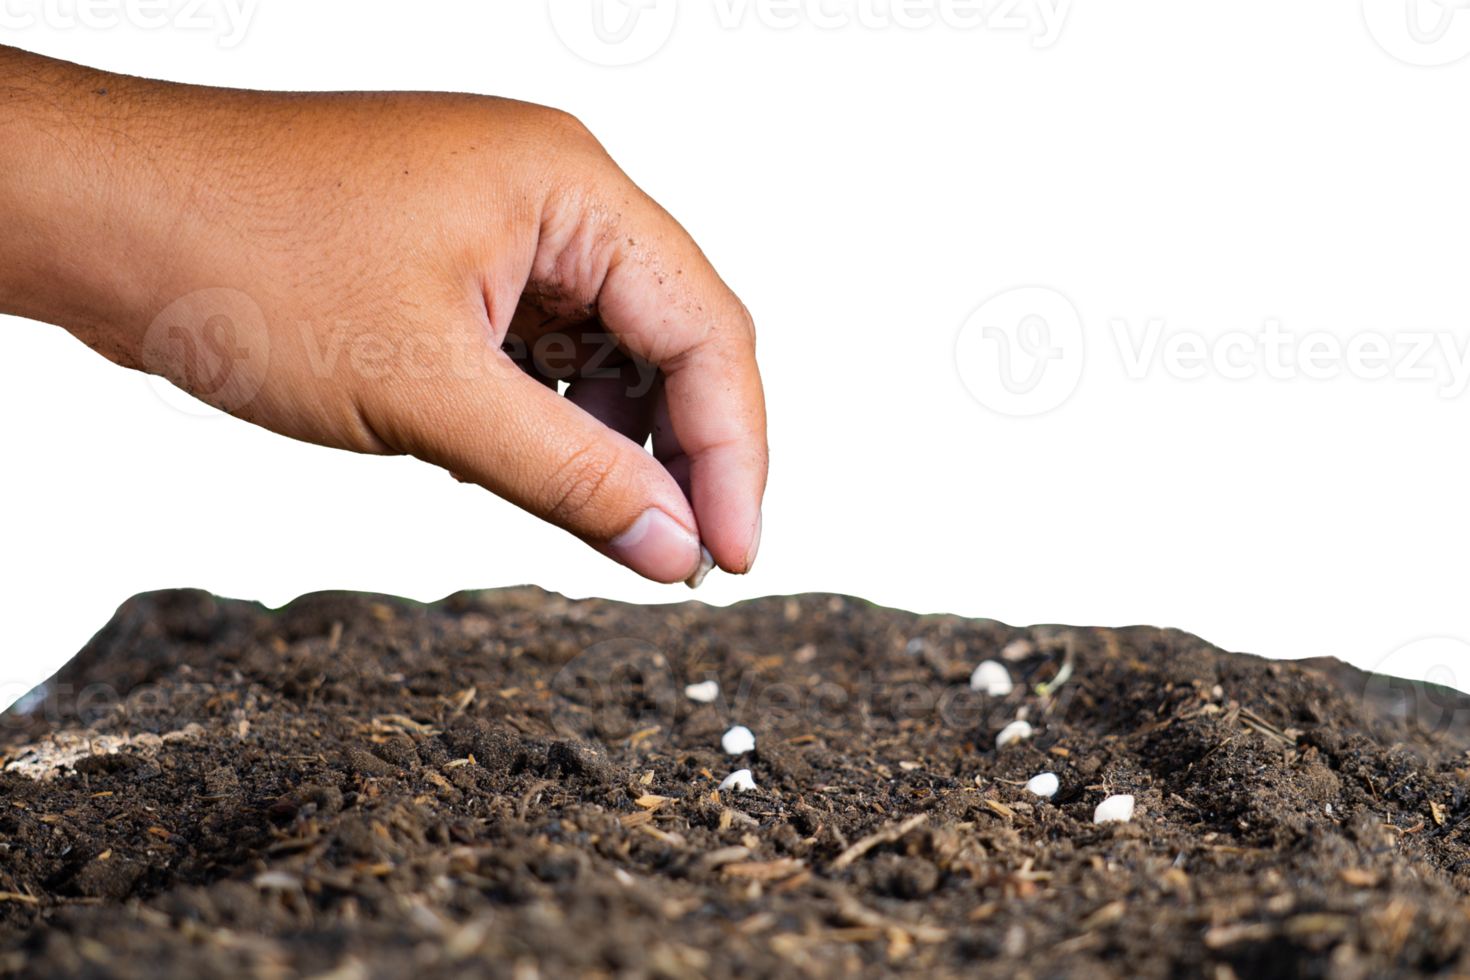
1001, 639, 1034, 661
1026, 772, 1059, 798
718, 769, 757, 792
685, 546, 716, 589
721, 725, 756, 755
995, 720, 1033, 748
970, 661, 1014, 697
253, 871, 303, 891
684, 680, 720, 703
1093, 794, 1135, 824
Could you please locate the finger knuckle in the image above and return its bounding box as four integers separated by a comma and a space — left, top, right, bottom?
542, 443, 620, 528
735, 301, 757, 346
540, 107, 602, 154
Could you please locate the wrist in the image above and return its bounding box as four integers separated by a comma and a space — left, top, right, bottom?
0, 46, 198, 364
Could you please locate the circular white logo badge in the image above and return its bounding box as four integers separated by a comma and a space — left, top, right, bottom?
549, 0, 678, 66
146, 374, 227, 418
956, 286, 1085, 417
140, 288, 270, 416
1358, 637, 1470, 744
1364, 0, 1470, 66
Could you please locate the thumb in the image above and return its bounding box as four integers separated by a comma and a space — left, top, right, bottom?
360, 340, 703, 584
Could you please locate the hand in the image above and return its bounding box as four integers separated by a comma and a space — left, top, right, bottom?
0, 46, 766, 585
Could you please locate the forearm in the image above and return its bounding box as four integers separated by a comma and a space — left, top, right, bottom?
0, 47, 161, 352
0, 45, 321, 371
0, 45, 543, 366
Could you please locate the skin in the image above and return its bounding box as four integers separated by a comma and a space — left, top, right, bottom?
0, 45, 767, 585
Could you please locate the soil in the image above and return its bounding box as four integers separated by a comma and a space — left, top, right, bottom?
0, 587, 1468, 980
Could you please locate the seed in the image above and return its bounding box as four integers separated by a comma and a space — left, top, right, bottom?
995, 720, 1033, 748
1000, 639, 1034, 662
719, 769, 756, 793
700, 845, 753, 868
721, 726, 756, 755
684, 680, 720, 703
1025, 773, 1059, 798
685, 546, 716, 589
253, 871, 303, 891
1093, 794, 1135, 824
970, 661, 1014, 697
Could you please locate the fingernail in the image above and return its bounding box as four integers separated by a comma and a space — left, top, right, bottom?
744, 509, 763, 573
609, 508, 700, 584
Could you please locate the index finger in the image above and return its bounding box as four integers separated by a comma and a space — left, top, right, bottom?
589, 202, 768, 575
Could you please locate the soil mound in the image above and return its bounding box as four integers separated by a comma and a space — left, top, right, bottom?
0, 587, 1467, 979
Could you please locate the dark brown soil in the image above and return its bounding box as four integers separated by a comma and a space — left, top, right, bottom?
1, 587, 1468, 980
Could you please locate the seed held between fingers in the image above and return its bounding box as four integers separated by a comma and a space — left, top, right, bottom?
686, 546, 716, 589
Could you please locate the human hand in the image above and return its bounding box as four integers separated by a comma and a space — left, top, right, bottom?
0, 46, 766, 585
